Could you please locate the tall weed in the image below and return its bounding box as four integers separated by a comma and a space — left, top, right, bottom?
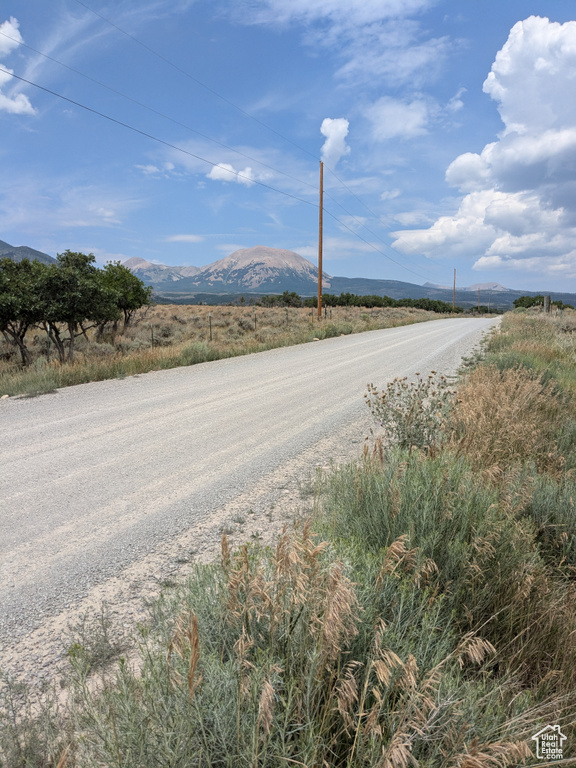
365, 372, 454, 453
450, 365, 563, 474
65, 525, 552, 767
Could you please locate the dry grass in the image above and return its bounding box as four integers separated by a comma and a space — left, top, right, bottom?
450, 365, 565, 475
52, 522, 560, 767
486, 309, 576, 393
4, 311, 576, 766
0, 304, 447, 396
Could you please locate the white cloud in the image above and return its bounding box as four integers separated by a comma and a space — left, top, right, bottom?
392, 17, 576, 280
446, 87, 466, 113
296, 236, 375, 260
164, 234, 204, 243
320, 117, 350, 168
207, 163, 255, 186
135, 161, 178, 177
0, 175, 143, 234
483, 16, 576, 136
242, 0, 434, 27
366, 96, 430, 140
237, 0, 446, 90
136, 164, 161, 175
0, 17, 23, 56
0, 18, 35, 115
337, 215, 367, 233
335, 23, 450, 88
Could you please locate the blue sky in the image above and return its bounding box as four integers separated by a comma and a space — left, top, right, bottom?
2, 0, 576, 291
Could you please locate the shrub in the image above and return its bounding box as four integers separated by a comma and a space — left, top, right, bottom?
365, 372, 455, 453
66, 526, 540, 767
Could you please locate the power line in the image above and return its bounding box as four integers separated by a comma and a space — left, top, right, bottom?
0, 65, 318, 208
323, 207, 435, 282
3, 20, 440, 284
6, 15, 438, 278
0, 29, 320, 196
71, 0, 319, 162
322, 186, 440, 280
5, 65, 438, 282
324, 163, 446, 270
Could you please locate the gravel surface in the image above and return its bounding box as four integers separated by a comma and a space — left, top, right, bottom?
0, 316, 498, 683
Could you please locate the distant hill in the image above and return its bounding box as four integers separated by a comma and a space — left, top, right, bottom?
133, 246, 576, 310
423, 281, 509, 292
0, 240, 57, 265
123, 257, 200, 285
126, 246, 332, 294
2, 239, 574, 311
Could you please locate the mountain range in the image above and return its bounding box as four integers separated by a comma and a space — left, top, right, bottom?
0, 239, 57, 265
2, 240, 576, 310
124, 246, 576, 310
124, 246, 333, 295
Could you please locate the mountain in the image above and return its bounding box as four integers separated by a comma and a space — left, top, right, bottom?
136, 247, 576, 310
126, 246, 332, 294
466, 282, 508, 292
4, 239, 572, 311
184, 246, 332, 293
423, 280, 509, 292
123, 257, 200, 284
0, 240, 57, 265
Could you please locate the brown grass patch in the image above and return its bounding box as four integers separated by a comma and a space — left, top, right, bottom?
450, 365, 564, 474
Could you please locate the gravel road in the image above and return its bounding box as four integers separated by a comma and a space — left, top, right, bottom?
0, 317, 498, 668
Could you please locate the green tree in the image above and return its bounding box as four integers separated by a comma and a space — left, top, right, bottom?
513, 295, 544, 309
38, 251, 120, 363
280, 291, 302, 307
101, 261, 152, 332
0, 257, 47, 365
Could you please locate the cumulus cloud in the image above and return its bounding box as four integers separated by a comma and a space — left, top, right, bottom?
392, 16, 576, 279
0, 17, 23, 56
0, 17, 35, 115
207, 163, 255, 186
320, 118, 350, 168
366, 96, 430, 140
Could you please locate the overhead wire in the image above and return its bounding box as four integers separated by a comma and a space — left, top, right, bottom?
6, 5, 441, 283
71, 0, 319, 162
69, 0, 442, 280
323, 163, 447, 271
0, 66, 317, 208
0, 29, 321, 196
321, 186, 441, 282
322, 208, 436, 282
6, 64, 440, 282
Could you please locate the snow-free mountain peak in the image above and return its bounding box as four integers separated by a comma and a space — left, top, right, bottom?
195, 246, 331, 291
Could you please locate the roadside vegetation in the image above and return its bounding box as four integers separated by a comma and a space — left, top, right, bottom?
0, 294, 455, 397
3, 308, 575, 767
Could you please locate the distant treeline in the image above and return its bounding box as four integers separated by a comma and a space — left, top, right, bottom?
0, 251, 151, 365
513, 294, 574, 310
259, 290, 463, 313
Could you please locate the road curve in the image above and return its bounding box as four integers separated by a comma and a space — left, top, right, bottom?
0, 317, 498, 643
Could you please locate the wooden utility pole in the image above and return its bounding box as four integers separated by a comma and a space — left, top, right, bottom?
452, 268, 456, 311
317, 161, 323, 319
478, 288, 480, 312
